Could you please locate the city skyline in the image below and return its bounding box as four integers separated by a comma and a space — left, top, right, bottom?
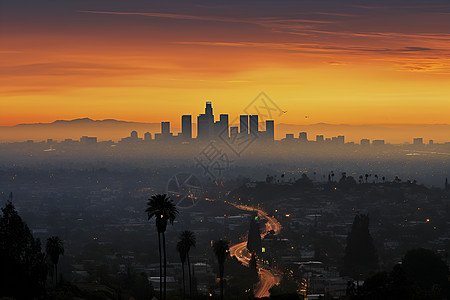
1, 2, 450, 300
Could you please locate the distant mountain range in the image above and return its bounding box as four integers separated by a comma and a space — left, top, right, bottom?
1, 118, 449, 143
1, 118, 164, 142
15, 117, 153, 126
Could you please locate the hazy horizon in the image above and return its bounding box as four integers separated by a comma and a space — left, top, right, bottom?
1, 116, 449, 144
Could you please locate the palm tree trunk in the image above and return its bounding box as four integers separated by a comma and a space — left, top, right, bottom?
163, 232, 167, 300
219, 265, 224, 300
55, 264, 58, 288
182, 261, 186, 300
187, 252, 192, 299
158, 232, 162, 300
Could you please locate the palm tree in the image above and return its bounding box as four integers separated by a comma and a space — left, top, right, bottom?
213, 240, 229, 300
146, 194, 178, 300
180, 230, 196, 299
176, 241, 187, 300
45, 236, 64, 288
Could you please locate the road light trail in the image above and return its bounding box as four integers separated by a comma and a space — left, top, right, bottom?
228, 202, 282, 298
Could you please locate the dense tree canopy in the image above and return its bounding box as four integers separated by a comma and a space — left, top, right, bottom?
358, 248, 449, 299
0, 201, 47, 299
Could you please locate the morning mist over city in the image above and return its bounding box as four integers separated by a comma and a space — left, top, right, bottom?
1, 1, 449, 300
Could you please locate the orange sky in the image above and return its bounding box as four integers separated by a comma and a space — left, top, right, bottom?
1, 1, 450, 127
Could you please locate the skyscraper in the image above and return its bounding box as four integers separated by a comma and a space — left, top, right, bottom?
230, 126, 238, 140
161, 122, 170, 135
197, 101, 214, 140
181, 115, 192, 139
299, 132, 307, 142
360, 139, 370, 146
413, 138, 423, 145
316, 135, 324, 143
249, 115, 258, 136
240, 115, 249, 135
265, 120, 274, 141
214, 114, 229, 139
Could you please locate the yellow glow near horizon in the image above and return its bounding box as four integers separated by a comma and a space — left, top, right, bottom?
1, 4, 450, 127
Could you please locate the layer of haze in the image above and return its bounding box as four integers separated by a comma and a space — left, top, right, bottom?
1, 0, 450, 130
1, 118, 449, 143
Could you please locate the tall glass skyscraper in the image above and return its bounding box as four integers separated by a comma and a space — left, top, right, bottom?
181, 115, 192, 139
197, 101, 214, 140
240, 115, 249, 135
249, 115, 258, 135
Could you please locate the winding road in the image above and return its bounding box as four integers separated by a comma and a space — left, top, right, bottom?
227, 202, 282, 298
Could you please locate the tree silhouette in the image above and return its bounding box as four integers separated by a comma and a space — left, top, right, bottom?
402, 248, 448, 293
249, 253, 258, 278
0, 201, 47, 299
343, 214, 378, 280
146, 194, 178, 300
180, 230, 196, 300
247, 216, 262, 255
176, 241, 187, 300
360, 249, 450, 299
213, 239, 229, 300
45, 236, 64, 288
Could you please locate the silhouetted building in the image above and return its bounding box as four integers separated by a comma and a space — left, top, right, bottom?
230, 127, 238, 140
197, 101, 214, 140
154, 122, 173, 141
144, 132, 152, 141
316, 135, 324, 143
120, 131, 142, 143
333, 135, 345, 144
413, 138, 423, 145
62, 139, 74, 145
80, 136, 97, 144
214, 114, 229, 138
181, 115, 192, 139
360, 139, 370, 146
240, 115, 249, 135
161, 122, 170, 135
285, 134, 294, 140
265, 120, 274, 141
249, 115, 258, 136
429, 139, 434, 145
372, 140, 385, 146
299, 132, 307, 142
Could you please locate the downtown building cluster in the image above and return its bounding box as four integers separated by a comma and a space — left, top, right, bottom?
152, 101, 275, 142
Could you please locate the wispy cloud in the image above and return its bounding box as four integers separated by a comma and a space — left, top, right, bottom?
175, 41, 447, 55
0, 61, 153, 77
79, 10, 332, 28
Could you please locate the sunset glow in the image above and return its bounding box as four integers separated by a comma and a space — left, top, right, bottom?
1, 1, 450, 127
